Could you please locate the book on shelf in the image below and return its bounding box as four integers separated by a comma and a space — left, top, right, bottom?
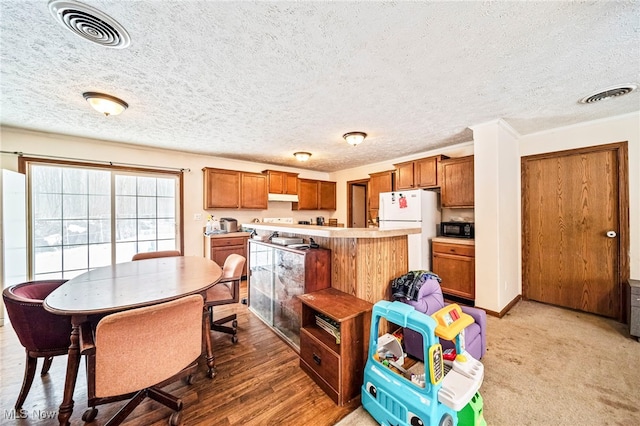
315, 313, 341, 344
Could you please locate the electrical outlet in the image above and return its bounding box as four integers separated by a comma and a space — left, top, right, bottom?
194, 213, 202, 221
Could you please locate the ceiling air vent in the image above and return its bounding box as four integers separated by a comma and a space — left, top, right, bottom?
48, 0, 130, 49
579, 84, 637, 104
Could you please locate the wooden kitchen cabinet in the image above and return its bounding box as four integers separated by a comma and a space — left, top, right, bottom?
318, 180, 336, 210
203, 168, 240, 208
204, 233, 250, 276
368, 170, 395, 211
440, 155, 474, 208
394, 155, 449, 190
432, 240, 475, 301
203, 167, 267, 209
263, 169, 299, 195
298, 288, 372, 406
240, 172, 268, 209
293, 179, 336, 211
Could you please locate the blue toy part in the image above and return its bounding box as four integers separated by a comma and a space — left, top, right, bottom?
362, 300, 457, 426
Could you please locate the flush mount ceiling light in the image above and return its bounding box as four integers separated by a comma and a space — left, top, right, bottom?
294, 152, 312, 162
83, 92, 128, 116
579, 84, 637, 104
343, 131, 367, 146
48, 0, 131, 48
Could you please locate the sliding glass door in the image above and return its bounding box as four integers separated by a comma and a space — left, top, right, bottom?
28, 162, 180, 280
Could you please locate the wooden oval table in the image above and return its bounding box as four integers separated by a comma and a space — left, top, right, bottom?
44, 256, 223, 426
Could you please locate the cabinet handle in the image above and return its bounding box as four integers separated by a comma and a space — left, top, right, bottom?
313, 353, 321, 365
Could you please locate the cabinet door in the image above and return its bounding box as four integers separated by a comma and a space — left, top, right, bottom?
297, 179, 319, 210
395, 161, 415, 190
441, 156, 474, 207
267, 170, 285, 194
368, 171, 394, 210
414, 156, 438, 187
240, 172, 268, 209
318, 181, 336, 210
284, 173, 299, 195
432, 252, 475, 300
203, 168, 239, 208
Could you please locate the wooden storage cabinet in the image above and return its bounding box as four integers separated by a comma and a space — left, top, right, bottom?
394, 155, 449, 190
432, 240, 475, 301
263, 170, 299, 195
204, 233, 249, 276
298, 288, 373, 406
368, 170, 395, 211
247, 240, 331, 350
203, 167, 267, 210
293, 179, 336, 211
441, 155, 474, 208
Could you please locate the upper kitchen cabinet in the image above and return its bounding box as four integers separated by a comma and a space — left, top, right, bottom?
263, 170, 299, 196
440, 155, 474, 208
394, 155, 449, 190
203, 167, 267, 209
240, 172, 268, 209
318, 180, 336, 210
368, 170, 395, 211
203, 168, 240, 208
293, 179, 336, 211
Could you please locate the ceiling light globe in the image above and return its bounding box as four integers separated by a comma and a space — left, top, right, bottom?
83, 92, 128, 116
343, 131, 367, 146
294, 152, 311, 162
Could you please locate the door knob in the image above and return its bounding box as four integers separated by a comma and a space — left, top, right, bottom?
606, 231, 617, 238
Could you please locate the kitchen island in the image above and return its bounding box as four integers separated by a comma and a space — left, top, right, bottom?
244, 223, 420, 304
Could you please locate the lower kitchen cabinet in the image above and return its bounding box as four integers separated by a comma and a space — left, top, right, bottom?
204, 233, 250, 276
298, 288, 373, 406
432, 239, 475, 301
247, 240, 331, 350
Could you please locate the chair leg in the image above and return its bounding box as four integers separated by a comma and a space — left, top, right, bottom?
15, 353, 38, 409
210, 313, 238, 343
148, 386, 183, 411
41, 356, 54, 375
103, 389, 148, 426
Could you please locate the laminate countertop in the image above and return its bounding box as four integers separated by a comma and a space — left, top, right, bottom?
432, 236, 475, 246
242, 222, 420, 239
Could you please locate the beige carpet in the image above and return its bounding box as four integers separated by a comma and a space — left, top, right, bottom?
336, 300, 640, 425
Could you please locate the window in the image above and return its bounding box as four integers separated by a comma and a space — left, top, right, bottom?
27, 161, 182, 280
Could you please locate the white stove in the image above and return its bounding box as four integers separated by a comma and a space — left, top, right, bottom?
262, 217, 294, 223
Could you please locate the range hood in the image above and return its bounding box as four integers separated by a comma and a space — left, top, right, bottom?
268, 193, 299, 202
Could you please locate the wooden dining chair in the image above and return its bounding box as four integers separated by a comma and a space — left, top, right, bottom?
2, 280, 72, 410
80, 294, 204, 426
205, 254, 246, 343
131, 250, 181, 261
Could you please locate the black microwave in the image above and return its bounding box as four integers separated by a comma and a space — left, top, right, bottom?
441, 222, 474, 239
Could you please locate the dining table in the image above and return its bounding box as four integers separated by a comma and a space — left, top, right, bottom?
44, 255, 223, 426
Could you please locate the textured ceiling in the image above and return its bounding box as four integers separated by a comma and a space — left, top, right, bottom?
1, 0, 639, 172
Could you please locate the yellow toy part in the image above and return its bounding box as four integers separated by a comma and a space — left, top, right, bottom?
428, 343, 445, 385
431, 304, 474, 341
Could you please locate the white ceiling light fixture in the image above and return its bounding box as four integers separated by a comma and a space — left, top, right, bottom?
294, 152, 312, 162
343, 131, 367, 146
579, 84, 637, 104
48, 0, 131, 49
83, 92, 128, 116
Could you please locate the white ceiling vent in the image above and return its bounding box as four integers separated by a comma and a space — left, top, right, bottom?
48, 0, 131, 49
579, 84, 637, 104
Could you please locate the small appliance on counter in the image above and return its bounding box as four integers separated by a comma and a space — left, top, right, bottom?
220, 217, 238, 233
441, 221, 474, 239
298, 220, 311, 225
271, 237, 304, 246
316, 216, 325, 226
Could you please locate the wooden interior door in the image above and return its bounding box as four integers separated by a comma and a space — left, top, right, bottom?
522, 143, 628, 319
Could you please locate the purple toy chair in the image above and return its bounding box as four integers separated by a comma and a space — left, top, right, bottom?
397, 277, 487, 361
2, 280, 72, 409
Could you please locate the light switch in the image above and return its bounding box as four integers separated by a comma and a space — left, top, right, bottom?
194, 213, 202, 221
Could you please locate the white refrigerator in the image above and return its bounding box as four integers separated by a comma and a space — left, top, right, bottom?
378, 189, 440, 271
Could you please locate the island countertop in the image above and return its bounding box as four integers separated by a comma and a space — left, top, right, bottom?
242, 222, 420, 238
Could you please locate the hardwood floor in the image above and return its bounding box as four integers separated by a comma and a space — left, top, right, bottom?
0, 281, 358, 425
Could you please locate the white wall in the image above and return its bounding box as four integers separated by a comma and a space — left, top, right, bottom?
0, 127, 333, 259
